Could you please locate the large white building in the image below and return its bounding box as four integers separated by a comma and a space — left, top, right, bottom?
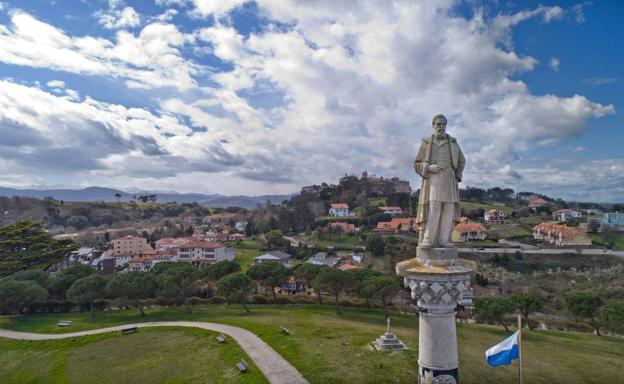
329, 203, 352, 217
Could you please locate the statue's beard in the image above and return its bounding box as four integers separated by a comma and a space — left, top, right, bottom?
435, 131, 446, 139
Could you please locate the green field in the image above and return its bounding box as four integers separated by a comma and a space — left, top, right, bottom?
234, 248, 261, 272
589, 232, 624, 250
460, 201, 515, 215
0, 327, 266, 384
1, 305, 623, 384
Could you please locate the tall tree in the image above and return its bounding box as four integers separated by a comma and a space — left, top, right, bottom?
349, 268, 381, 308
48, 264, 95, 299
155, 262, 199, 314
247, 263, 288, 299
367, 234, 386, 256
511, 293, 542, 330
0, 280, 48, 314
473, 297, 514, 331
0, 221, 77, 277
216, 273, 254, 312
366, 275, 402, 319
106, 272, 156, 316
67, 274, 107, 317
566, 292, 604, 335
601, 303, 624, 334
8, 269, 49, 288
312, 268, 355, 314
294, 263, 327, 304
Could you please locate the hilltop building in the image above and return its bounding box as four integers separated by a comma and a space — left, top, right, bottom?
532, 222, 592, 246
528, 198, 549, 208
452, 218, 487, 242
552, 209, 582, 222
329, 203, 353, 217
360, 171, 411, 194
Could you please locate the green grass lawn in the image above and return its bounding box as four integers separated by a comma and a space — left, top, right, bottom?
2, 305, 623, 384
460, 201, 514, 215
0, 327, 266, 384
234, 248, 261, 272
589, 232, 624, 250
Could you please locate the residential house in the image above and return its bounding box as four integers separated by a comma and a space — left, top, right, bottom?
205, 231, 230, 242
452, 218, 487, 242
329, 221, 357, 233
235, 221, 248, 232
339, 263, 361, 271
254, 251, 293, 267
176, 241, 227, 265
375, 218, 416, 233
112, 236, 147, 257
484, 209, 507, 224
379, 206, 403, 215
600, 212, 624, 231
552, 209, 582, 222
532, 222, 592, 246
329, 203, 352, 217
585, 208, 603, 216
129, 256, 153, 271
528, 198, 549, 208
306, 252, 340, 267
155, 237, 191, 252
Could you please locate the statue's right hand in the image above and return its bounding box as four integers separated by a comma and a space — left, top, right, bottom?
427, 164, 443, 173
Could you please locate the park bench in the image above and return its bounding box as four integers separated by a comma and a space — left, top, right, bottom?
279, 325, 290, 335
57, 320, 72, 327
236, 359, 249, 372
121, 327, 138, 335
216, 333, 226, 343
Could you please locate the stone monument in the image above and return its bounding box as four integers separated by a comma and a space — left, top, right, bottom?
396, 114, 476, 384
373, 317, 407, 351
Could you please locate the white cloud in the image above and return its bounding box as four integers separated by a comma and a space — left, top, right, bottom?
0, 12, 197, 90
46, 79, 65, 88
0, 2, 618, 200
549, 57, 560, 71
97, 6, 141, 30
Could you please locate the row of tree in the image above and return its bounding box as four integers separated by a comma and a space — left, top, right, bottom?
473, 292, 624, 335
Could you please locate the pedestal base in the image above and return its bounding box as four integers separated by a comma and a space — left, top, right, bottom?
372, 332, 407, 351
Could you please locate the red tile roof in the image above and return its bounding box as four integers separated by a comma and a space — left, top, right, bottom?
177, 241, 224, 249
330, 203, 349, 209
454, 222, 486, 233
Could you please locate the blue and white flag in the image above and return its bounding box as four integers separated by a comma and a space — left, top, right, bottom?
485, 331, 520, 367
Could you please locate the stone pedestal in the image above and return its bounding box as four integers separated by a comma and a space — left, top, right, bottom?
373, 317, 407, 351
396, 247, 476, 384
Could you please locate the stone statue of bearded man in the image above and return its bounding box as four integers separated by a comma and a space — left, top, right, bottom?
414, 114, 465, 249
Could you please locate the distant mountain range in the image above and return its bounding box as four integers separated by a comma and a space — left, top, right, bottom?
0, 186, 293, 209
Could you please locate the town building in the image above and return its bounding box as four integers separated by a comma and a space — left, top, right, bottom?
176, 241, 230, 265
552, 209, 582, 222
328, 222, 357, 233
112, 236, 147, 256
379, 206, 403, 215
329, 203, 352, 217
532, 222, 592, 246
306, 252, 340, 267
452, 218, 487, 242
484, 209, 507, 224
254, 251, 293, 267
339, 263, 362, 271
601, 212, 624, 231
528, 198, 549, 208
375, 218, 416, 233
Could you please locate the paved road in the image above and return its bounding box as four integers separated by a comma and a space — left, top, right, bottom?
458, 247, 624, 257
0, 321, 309, 384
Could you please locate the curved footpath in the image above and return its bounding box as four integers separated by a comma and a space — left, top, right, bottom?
0, 321, 309, 384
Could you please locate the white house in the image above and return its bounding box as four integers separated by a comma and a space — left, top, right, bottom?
254, 250, 292, 267
552, 209, 582, 222
484, 209, 507, 224
379, 206, 403, 215
329, 203, 352, 217
306, 252, 339, 267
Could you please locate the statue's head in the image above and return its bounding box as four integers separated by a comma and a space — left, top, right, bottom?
431, 114, 447, 138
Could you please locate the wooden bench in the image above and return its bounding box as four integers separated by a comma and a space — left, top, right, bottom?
216, 333, 226, 343
57, 321, 72, 327
279, 325, 290, 335
236, 359, 249, 372
121, 327, 138, 335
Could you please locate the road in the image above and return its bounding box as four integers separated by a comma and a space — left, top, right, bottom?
458, 247, 624, 257
0, 321, 309, 384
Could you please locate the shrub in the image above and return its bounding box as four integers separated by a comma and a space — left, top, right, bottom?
186, 296, 207, 306
251, 295, 269, 304
207, 296, 227, 304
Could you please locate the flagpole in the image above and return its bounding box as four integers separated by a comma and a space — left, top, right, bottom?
518, 314, 523, 384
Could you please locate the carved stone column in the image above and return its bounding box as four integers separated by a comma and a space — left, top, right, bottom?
397, 248, 475, 384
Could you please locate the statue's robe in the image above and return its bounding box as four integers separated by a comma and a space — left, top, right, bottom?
414, 134, 465, 235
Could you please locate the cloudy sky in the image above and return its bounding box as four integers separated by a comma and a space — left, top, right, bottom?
0, 0, 622, 201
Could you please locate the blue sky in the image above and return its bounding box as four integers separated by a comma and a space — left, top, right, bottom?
0, 0, 621, 201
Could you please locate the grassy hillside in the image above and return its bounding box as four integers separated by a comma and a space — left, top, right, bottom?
589, 232, 624, 250
460, 201, 515, 215
0, 327, 266, 384
1, 305, 622, 384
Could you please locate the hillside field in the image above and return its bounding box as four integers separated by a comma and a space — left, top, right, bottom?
1, 305, 622, 384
